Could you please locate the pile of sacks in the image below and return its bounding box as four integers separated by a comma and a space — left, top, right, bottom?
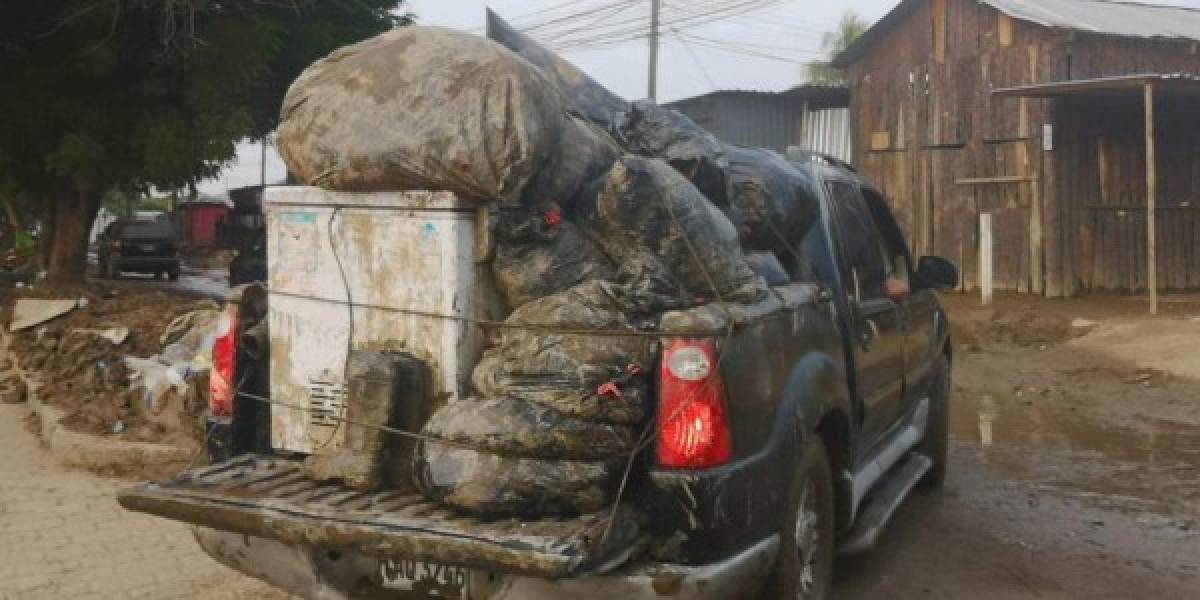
276, 14, 822, 518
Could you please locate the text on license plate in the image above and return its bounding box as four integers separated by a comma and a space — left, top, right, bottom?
380, 558, 471, 598
138, 243, 157, 252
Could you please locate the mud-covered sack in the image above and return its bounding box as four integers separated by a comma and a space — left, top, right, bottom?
497, 280, 657, 380
417, 442, 620, 516
422, 396, 636, 460
616, 101, 729, 207
277, 26, 564, 199
472, 280, 658, 426
487, 10, 629, 131
724, 144, 823, 253
583, 157, 767, 304
493, 204, 615, 310
745, 251, 790, 286
523, 115, 623, 210
473, 348, 649, 426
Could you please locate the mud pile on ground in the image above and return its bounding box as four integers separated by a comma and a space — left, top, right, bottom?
948, 305, 1078, 351
8, 290, 219, 444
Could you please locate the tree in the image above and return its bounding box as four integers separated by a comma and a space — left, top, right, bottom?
0, 1, 409, 286
805, 11, 869, 85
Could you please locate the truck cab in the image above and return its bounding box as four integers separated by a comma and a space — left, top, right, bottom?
119, 158, 957, 600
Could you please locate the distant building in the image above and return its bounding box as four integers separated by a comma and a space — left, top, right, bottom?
179, 194, 232, 248
834, 0, 1200, 298
666, 85, 852, 161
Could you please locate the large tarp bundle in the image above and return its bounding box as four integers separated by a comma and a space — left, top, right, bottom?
615, 101, 730, 209
277, 27, 566, 201
492, 203, 615, 310
724, 144, 825, 253
418, 281, 652, 515
582, 156, 767, 305
416, 442, 620, 516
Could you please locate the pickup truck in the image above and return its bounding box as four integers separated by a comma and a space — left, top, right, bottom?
119, 157, 958, 600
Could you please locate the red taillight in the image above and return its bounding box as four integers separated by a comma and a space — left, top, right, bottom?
657, 338, 732, 469
208, 303, 239, 418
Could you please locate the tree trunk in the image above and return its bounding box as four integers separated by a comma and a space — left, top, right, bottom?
37, 201, 56, 272
43, 180, 101, 287
2, 197, 22, 249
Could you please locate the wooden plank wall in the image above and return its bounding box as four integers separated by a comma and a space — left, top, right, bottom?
847, 0, 1200, 295
1053, 95, 1200, 293
848, 0, 1065, 292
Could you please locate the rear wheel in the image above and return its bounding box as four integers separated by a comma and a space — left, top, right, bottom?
917, 355, 950, 487
763, 436, 835, 599
168, 267, 180, 281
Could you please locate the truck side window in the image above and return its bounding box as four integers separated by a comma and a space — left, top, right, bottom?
826, 181, 890, 302
860, 187, 911, 288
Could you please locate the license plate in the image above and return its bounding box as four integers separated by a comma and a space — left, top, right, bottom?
380, 558, 472, 598
138, 243, 157, 252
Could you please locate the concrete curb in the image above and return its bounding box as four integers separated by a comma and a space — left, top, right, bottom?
5, 331, 194, 477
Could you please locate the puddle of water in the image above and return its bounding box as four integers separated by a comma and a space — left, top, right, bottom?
950, 392, 1200, 517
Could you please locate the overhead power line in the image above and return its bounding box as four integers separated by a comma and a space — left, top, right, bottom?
545, 0, 790, 52
671, 29, 718, 90
675, 32, 810, 65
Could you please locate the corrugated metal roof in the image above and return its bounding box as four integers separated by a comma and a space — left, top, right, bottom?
985, 0, 1200, 41
833, 0, 1200, 68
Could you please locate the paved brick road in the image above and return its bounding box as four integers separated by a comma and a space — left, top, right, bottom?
0, 404, 287, 599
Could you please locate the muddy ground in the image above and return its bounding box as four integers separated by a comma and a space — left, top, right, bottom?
5, 286, 218, 446
836, 292, 1200, 598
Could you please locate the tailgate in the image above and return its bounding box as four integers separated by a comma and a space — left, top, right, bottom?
118, 455, 642, 579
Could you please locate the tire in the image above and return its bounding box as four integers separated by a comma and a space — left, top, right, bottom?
916, 355, 950, 488
168, 268, 180, 281
763, 436, 836, 600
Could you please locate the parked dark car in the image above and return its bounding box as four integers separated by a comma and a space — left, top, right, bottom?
228, 229, 267, 286
97, 218, 181, 280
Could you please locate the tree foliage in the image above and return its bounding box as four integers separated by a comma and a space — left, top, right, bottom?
0, 0, 408, 283
805, 11, 869, 85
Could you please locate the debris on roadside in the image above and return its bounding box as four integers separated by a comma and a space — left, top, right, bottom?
6, 291, 220, 445
9, 298, 82, 331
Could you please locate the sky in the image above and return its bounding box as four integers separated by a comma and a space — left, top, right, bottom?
200, 0, 1200, 195
407, 0, 899, 102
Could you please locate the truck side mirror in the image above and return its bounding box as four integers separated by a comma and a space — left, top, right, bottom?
914, 256, 958, 290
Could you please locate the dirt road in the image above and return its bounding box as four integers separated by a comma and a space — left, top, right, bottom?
1, 292, 1197, 599
95, 266, 231, 301
0, 403, 284, 599
835, 293, 1200, 598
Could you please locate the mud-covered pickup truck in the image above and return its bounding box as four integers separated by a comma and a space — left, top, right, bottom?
119, 158, 958, 600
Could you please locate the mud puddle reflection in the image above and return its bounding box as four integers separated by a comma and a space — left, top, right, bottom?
950, 392, 1200, 519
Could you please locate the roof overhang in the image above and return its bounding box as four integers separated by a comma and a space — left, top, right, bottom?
666, 85, 849, 110
993, 73, 1200, 98
833, 0, 1200, 70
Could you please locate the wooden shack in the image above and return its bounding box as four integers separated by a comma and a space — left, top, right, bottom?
832, 0, 1200, 303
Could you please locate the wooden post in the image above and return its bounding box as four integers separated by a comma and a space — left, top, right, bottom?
1144, 83, 1158, 315
980, 212, 994, 305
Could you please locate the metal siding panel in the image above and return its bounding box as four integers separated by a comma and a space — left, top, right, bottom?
801, 108, 853, 163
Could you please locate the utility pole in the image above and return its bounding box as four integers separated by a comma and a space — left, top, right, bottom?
647, 0, 660, 100
261, 135, 268, 188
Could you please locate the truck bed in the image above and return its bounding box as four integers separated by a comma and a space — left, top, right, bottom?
117, 455, 642, 579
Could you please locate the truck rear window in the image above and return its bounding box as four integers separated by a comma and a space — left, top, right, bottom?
118, 220, 175, 239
